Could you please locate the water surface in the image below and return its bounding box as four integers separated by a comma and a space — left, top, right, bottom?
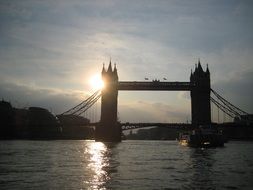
1, 140, 253, 189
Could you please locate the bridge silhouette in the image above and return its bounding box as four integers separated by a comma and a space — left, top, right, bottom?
60, 60, 250, 142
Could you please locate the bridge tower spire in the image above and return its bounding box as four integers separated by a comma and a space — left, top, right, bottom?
96, 61, 121, 141
190, 60, 211, 125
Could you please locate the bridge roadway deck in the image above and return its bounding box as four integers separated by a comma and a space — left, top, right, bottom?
118, 81, 193, 91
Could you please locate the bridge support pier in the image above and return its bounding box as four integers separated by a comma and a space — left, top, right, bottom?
95, 122, 122, 142
95, 62, 121, 142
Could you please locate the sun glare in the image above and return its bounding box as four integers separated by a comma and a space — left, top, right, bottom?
89, 74, 104, 90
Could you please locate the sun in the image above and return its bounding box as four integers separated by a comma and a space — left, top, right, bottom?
89, 74, 104, 90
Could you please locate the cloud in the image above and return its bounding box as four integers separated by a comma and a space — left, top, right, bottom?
119, 100, 190, 123
0, 80, 89, 114
0, 0, 253, 122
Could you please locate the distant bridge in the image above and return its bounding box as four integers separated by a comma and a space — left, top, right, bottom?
83, 122, 251, 131
120, 122, 192, 130
87, 122, 192, 130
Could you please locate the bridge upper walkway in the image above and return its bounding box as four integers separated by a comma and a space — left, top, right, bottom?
118, 81, 193, 91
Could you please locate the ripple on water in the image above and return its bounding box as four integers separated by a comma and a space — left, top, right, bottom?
0, 140, 253, 189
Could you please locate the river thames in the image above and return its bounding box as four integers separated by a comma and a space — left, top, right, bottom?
1, 140, 253, 189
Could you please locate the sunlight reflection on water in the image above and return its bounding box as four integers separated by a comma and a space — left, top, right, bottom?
85, 142, 110, 190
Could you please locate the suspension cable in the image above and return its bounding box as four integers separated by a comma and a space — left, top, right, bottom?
211, 90, 242, 116
210, 97, 234, 118
211, 89, 248, 115
71, 92, 100, 115
61, 90, 101, 115
76, 94, 101, 116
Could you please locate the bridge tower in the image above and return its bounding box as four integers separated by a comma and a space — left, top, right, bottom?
95, 61, 121, 141
190, 60, 211, 125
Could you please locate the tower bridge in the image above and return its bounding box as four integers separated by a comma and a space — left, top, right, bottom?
61, 60, 250, 142
95, 60, 211, 142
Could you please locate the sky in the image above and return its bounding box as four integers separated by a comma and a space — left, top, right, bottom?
0, 0, 253, 123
